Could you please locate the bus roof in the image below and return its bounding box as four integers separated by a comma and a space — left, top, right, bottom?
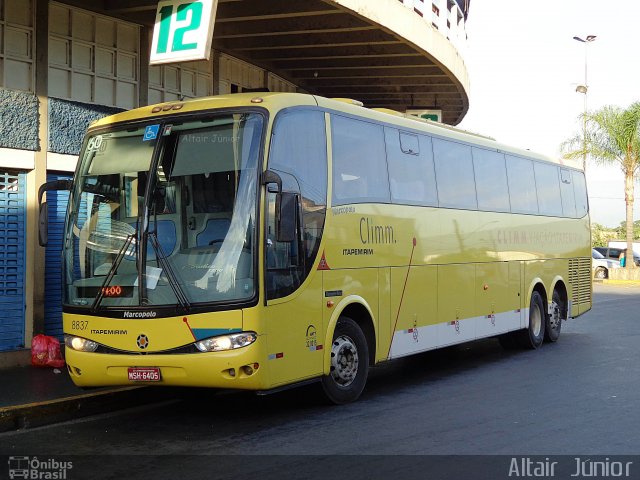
89, 92, 318, 128
90, 92, 581, 171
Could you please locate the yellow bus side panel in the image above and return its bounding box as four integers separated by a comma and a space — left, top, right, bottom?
388, 265, 437, 358
264, 272, 324, 388
524, 258, 567, 304
509, 261, 524, 327
475, 261, 511, 335
378, 267, 391, 364
437, 264, 476, 343
322, 268, 380, 366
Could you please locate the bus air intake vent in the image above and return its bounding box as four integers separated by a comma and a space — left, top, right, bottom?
568, 257, 592, 305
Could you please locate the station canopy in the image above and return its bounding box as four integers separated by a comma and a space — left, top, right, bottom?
80, 0, 470, 124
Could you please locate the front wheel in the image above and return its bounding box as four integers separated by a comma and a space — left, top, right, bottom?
321, 317, 369, 404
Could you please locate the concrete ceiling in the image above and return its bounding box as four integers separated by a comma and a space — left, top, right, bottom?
68, 0, 470, 124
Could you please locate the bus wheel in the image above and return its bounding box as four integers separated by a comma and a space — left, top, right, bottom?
545, 289, 564, 343
518, 291, 546, 349
321, 317, 369, 404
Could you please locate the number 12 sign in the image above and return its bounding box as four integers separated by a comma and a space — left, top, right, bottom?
150, 0, 218, 65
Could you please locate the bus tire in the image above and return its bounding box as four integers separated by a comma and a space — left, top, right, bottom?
545, 289, 564, 343
517, 291, 546, 349
321, 316, 369, 404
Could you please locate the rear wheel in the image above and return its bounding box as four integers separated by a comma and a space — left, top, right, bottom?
545, 289, 564, 343
321, 316, 369, 404
517, 291, 546, 349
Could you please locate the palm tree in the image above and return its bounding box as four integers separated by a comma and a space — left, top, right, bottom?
562, 102, 640, 269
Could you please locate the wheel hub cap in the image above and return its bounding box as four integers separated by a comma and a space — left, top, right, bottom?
330, 335, 359, 387
550, 300, 561, 330
532, 304, 542, 337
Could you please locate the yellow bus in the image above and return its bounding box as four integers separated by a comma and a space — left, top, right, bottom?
39, 92, 592, 404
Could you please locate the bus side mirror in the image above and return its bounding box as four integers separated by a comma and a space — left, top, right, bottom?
261, 170, 282, 193
262, 170, 296, 242
276, 192, 297, 243
38, 179, 73, 247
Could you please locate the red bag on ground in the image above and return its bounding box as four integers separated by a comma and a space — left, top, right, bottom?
31, 334, 65, 368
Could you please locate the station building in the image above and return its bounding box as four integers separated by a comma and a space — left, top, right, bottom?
0, 0, 470, 363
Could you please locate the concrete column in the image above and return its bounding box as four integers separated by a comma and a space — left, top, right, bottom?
212, 49, 220, 95
139, 26, 150, 107
26, 0, 49, 343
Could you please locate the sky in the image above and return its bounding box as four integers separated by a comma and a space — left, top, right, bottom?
457, 0, 640, 228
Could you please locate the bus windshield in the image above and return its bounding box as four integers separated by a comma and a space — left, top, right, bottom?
64, 112, 263, 309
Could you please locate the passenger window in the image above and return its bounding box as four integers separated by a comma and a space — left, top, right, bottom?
432, 138, 477, 209
269, 109, 327, 207
534, 162, 563, 216
472, 148, 510, 212
331, 115, 390, 206
506, 155, 538, 214
559, 168, 577, 218
265, 173, 304, 300
385, 128, 437, 206
267, 109, 328, 299
572, 170, 589, 218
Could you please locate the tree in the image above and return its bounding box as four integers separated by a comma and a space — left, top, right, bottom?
562, 103, 640, 269
591, 222, 616, 247
614, 220, 640, 241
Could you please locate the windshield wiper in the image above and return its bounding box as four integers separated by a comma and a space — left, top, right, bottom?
148, 231, 191, 312
91, 233, 135, 312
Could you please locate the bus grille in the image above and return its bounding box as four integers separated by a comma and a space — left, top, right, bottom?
569, 257, 592, 305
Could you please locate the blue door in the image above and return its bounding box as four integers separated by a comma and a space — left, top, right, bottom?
0, 171, 27, 351
44, 172, 72, 341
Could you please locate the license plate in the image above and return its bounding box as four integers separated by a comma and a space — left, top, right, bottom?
127, 367, 161, 382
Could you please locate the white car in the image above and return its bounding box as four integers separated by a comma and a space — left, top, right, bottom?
592, 248, 620, 279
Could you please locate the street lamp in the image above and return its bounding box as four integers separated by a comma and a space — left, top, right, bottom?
573, 35, 597, 171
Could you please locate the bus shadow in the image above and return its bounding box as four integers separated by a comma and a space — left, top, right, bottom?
89, 336, 562, 451
363, 337, 519, 396
171, 335, 524, 415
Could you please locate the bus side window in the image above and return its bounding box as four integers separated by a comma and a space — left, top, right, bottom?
559, 168, 577, 218
265, 174, 303, 299
506, 155, 539, 214
385, 128, 437, 207
534, 162, 563, 216
472, 147, 510, 212
432, 138, 477, 210
331, 115, 389, 206
266, 109, 328, 300
572, 170, 589, 218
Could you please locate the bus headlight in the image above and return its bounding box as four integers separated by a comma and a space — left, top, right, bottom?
195, 332, 257, 352
65, 335, 99, 352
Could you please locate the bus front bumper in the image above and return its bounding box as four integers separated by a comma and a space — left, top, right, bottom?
64, 339, 268, 390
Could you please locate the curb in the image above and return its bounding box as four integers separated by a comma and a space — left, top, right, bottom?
0, 387, 169, 433
602, 279, 640, 286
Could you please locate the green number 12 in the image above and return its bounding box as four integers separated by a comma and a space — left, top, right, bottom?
156, 2, 203, 54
